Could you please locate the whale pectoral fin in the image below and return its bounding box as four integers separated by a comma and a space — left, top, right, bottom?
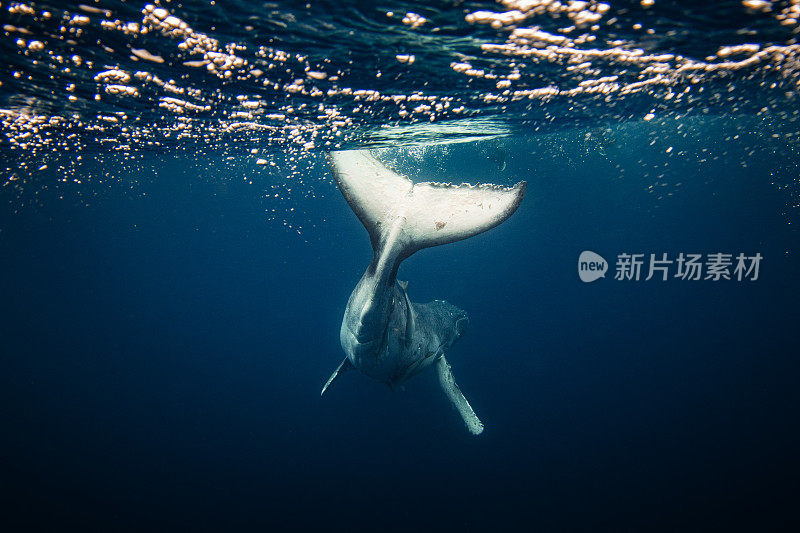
435, 356, 484, 435
321, 358, 354, 396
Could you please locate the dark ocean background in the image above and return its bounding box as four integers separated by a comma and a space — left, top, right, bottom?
2, 116, 799, 531
2, 0, 800, 530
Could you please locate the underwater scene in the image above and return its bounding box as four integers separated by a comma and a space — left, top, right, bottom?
1, 0, 799, 531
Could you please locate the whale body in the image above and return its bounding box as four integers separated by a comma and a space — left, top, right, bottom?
321, 150, 525, 434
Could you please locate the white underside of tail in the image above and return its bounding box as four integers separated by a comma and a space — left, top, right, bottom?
329, 150, 525, 253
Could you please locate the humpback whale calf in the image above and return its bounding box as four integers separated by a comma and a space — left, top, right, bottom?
321, 150, 525, 434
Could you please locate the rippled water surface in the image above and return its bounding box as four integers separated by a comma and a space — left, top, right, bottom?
2, 1, 800, 213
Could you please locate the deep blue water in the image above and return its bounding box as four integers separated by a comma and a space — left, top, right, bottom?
1, 117, 799, 531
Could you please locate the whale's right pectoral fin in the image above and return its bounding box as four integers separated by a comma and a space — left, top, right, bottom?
435, 356, 484, 435
321, 357, 354, 396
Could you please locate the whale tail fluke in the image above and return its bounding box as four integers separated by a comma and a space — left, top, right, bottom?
328, 150, 525, 257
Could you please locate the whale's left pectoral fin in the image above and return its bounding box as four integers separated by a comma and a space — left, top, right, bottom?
435, 356, 484, 435
321, 358, 354, 396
